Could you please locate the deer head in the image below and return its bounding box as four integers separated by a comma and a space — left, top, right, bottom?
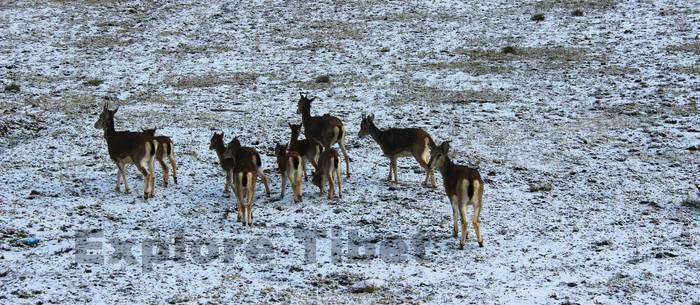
358, 113, 376, 137
209, 132, 224, 150
94, 102, 118, 130
296, 93, 316, 115
427, 140, 452, 171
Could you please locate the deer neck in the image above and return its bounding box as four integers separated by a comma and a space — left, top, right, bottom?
438, 156, 456, 178
367, 121, 385, 146
300, 106, 312, 126
102, 117, 116, 140
214, 141, 226, 161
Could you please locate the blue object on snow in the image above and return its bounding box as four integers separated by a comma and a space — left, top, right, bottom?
23, 237, 40, 246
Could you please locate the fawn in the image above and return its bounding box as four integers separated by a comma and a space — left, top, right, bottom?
209, 132, 235, 196
142, 128, 178, 187
288, 123, 322, 180
275, 143, 303, 202
311, 148, 343, 200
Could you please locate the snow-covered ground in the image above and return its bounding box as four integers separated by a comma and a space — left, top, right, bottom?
1, 0, 699, 303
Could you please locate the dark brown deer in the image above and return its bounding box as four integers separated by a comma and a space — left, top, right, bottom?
142, 128, 178, 187
358, 114, 437, 187
427, 141, 484, 249
296, 93, 350, 178
93, 102, 157, 199
209, 132, 235, 196
288, 123, 322, 180
275, 143, 303, 202
225, 138, 271, 198
311, 148, 343, 200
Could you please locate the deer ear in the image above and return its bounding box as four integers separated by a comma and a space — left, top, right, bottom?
442, 141, 452, 151
429, 140, 437, 150
370, 114, 375, 120
309, 96, 316, 102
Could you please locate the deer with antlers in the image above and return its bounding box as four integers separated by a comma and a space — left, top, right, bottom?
142, 128, 178, 187
358, 114, 437, 187
275, 143, 303, 202
311, 148, 343, 200
427, 141, 484, 249
94, 102, 157, 199
288, 123, 322, 180
296, 93, 350, 178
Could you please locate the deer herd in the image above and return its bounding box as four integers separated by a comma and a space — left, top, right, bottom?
93, 93, 485, 249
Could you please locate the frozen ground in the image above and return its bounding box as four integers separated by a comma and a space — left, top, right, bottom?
1, 0, 699, 304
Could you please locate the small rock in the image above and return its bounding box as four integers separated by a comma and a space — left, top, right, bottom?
315, 75, 330, 83
350, 279, 386, 293
528, 182, 552, 192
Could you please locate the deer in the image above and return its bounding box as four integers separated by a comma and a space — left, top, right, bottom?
275, 143, 303, 202
209, 132, 235, 196
311, 148, 343, 200
288, 123, 322, 180
427, 141, 484, 249
142, 128, 178, 187
231, 151, 258, 226
296, 93, 350, 178
225, 137, 271, 198
93, 102, 157, 199
358, 114, 437, 187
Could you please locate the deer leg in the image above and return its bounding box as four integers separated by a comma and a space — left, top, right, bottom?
118, 164, 131, 194
449, 195, 459, 238
327, 173, 335, 200
387, 158, 393, 181
295, 172, 303, 202
319, 175, 326, 196
474, 187, 484, 247
338, 136, 351, 178
390, 157, 399, 184
257, 168, 271, 198
459, 202, 469, 250
336, 167, 343, 199
136, 164, 149, 200
247, 174, 256, 226
301, 158, 307, 180
114, 166, 122, 192
235, 182, 244, 223
148, 156, 156, 198
169, 147, 178, 185
279, 173, 287, 200
158, 158, 168, 187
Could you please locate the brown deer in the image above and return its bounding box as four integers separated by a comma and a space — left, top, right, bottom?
209, 132, 235, 196
427, 141, 484, 249
93, 102, 157, 199
311, 148, 343, 200
358, 114, 437, 187
275, 143, 303, 202
142, 128, 178, 187
225, 137, 271, 198
288, 123, 322, 180
296, 93, 350, 178
231, 153, 258, 226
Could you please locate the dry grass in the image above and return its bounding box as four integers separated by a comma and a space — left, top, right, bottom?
363, 11, 465, 22
391, 79, 509, 105
290, 72, 369, 90
454, 46, 590, 62
166, 72, 259, 89
533, 0, 618, 10
284, 20, 367, 41
285, 41, 346, 53
155, 44, 233, 55
415, 61, 512, 75
672, 65, 700, 75
71, 35, 135, 49
666, 43, 700, 55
